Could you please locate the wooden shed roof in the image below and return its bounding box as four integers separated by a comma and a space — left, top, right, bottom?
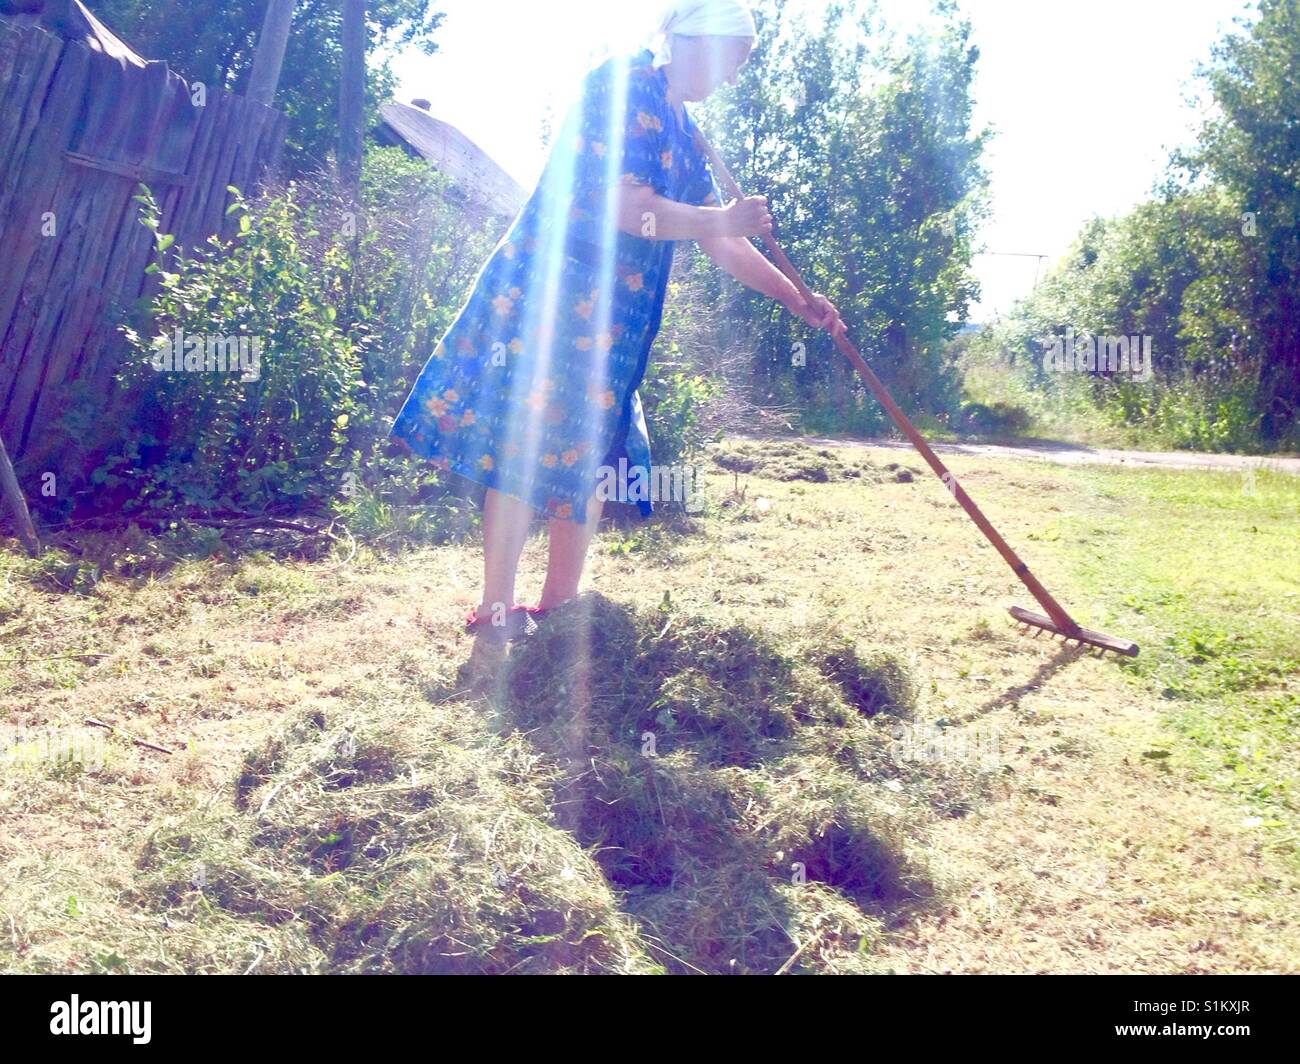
1, 0, 146, 67
377, 101, 527, 223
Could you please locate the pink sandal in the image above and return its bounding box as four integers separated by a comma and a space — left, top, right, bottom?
464, 605, 537, 639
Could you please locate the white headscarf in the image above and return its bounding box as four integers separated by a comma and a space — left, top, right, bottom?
651, 0, 758, 69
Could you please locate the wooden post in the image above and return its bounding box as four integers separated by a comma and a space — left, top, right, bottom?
0, 431, 41, 557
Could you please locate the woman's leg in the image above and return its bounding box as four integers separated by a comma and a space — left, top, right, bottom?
475, 488, 536, 622
537, 493, 604, 611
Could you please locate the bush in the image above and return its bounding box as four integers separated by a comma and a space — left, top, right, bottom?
92, 149, 498, 540
957, 401, 1032, 437
108, 186, 361, 517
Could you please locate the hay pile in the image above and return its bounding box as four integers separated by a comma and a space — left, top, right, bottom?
133, 595, 965, 974
712, 440, 919, 484
493, 595, 931, 972
134, 699, 651, 974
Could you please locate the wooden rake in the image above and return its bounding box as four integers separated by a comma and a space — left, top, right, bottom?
692, 129, 1138, 657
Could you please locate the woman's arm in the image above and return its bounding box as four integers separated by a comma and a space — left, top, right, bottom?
615, 183, 771, 242
697, 233, 796, 304
697, 233, 848, 336
614, 184, 846, 335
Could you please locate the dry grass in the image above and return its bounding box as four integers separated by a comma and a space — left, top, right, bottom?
1, 440, 1296, 973
711, 438, 921, 484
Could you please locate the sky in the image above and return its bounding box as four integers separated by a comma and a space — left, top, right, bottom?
391, 0, 1254, 323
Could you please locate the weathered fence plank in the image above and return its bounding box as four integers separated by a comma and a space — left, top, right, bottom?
0, 14, 285, 478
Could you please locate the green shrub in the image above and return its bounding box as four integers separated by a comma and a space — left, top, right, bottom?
110, 186, 360, 516
95, 149, 498, 542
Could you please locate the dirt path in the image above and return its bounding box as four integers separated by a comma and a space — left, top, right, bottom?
744, 434, 1300, 476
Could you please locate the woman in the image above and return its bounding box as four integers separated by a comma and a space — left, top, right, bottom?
390, 0, 846, 636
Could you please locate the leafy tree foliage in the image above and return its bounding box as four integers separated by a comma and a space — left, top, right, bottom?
91, 1, 444, 172
1187, 0, 1300, 441
693, 0, 989, 433
980, 0, 1299, 450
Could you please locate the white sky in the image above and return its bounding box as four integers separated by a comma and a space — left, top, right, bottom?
391, 0, 1252, 323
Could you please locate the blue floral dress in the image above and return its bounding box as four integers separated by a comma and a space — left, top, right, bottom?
390, 49, 721, 523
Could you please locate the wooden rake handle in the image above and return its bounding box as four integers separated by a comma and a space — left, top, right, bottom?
691, 128, 1080, 635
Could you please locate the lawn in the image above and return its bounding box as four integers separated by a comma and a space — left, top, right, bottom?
1, 439, 1296, 973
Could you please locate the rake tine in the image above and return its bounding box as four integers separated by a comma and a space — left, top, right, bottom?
1006, 606, 1139, 657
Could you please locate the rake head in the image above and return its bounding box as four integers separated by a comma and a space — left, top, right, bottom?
1008, 606, 1139, 657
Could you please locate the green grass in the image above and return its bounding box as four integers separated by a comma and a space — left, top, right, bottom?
1058, 464, 1300, 847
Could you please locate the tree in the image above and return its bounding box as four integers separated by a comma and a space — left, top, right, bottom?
1186, 0, 1300, 442
247, 0, 298, 107
981, 0, 1299, 451
339, 0, 366, 197
696, 0, 989, 429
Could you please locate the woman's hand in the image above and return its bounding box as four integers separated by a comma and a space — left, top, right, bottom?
717, 195, 774, 238
786, 291, 848, 338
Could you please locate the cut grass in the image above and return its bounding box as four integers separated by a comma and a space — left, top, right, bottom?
136, 696, 654, 975
126, 594, 953, 974
712, 439, 920, 484
1, 438, 1297, 973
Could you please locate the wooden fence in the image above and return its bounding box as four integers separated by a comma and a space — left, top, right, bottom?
0, 13, 285, 475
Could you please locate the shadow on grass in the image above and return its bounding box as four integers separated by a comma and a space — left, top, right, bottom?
7, 522, 336, 596
978, 645, 1090, 716
8, 495, 699, 597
